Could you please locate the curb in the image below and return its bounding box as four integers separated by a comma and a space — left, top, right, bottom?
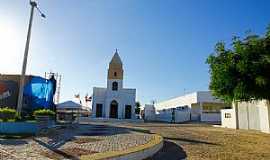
120, 126, 151, 134
80, 134, 163, 160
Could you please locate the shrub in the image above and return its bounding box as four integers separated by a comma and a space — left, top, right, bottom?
33, 109, 55, 117
0, 107, 18, 122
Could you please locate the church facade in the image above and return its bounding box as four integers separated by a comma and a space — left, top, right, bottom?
91, 50, 136, 119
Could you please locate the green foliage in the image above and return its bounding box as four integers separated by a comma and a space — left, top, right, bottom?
206, 25, 270, 102
135, 101, 141, 114
0, 107, 18, 122
33, 109, 55, 117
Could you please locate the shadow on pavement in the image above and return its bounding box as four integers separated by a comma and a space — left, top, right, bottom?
78, 123, 131, 136
164, 137, 218, 145
33, 138, 79, 160
148, 140, 187, 160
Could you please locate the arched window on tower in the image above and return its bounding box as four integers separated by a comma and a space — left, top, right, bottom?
114, 72, 117, 77
112, 82, 118, 91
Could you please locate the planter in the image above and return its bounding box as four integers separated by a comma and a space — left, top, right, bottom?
0, 122, 37, 134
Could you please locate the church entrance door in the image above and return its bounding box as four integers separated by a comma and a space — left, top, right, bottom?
96, 104, 103, 117
110, 100, 118, 118
125, 105, 132, 119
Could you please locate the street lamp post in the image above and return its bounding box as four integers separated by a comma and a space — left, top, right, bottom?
17, 0, 46, 115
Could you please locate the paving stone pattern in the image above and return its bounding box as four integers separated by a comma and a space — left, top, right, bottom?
0, 124, 153, 160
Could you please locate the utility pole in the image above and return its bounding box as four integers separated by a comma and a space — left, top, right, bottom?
17, 0, 46, 115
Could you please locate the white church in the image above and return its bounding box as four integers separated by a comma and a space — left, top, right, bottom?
91, 50, 136, 119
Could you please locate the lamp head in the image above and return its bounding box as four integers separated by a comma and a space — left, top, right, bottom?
30, 0, 37, 7
41, 13, 46, 18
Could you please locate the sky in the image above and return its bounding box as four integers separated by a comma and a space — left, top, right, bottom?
0, 0, 270, 106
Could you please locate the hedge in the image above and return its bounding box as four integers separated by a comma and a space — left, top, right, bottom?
33, 109, 55, 117
0, 107, 18, 122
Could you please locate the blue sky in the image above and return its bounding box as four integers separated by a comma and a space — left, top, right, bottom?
0, 0, 270, 105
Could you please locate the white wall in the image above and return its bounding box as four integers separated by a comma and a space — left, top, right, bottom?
190, 103, 202, 121
144, 104, 156, 121
155, 110, 190, 123
155, 92, 197, 111
154, 91, 225, 123
92, 86, 136, 119
221, 109, 237, 129
155, 91, 222, 111
258, 101, 270, 133
92, 87, 106, 118
237, 100, 270, 133
155, 112, 171, 122
175, 111, 190, 122
201, 113, 221, 122
221, 100, 270, 133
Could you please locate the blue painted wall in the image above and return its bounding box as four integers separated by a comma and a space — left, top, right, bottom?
0, 122, 37, 134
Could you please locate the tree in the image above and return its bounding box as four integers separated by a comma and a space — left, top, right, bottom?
206, 25, 270, 102
135, 101, 141, 114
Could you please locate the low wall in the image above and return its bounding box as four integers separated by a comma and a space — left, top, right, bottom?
201, 113, 221, 122
175, 111, 190, 122
155, 113, 171, 122
78, 117, 144, 123
221, 101, 270, 133
237, 100, 270, 133
156, 111, 190, 123
221, 109, 236, 129
144, 104, 156, 121
0, 122, 37, 134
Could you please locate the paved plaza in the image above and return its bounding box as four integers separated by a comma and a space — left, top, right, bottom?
0, 123, 153, 160
2, 122, 270, 160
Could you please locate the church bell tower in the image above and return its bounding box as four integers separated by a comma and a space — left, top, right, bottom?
107, 49, 123, 90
